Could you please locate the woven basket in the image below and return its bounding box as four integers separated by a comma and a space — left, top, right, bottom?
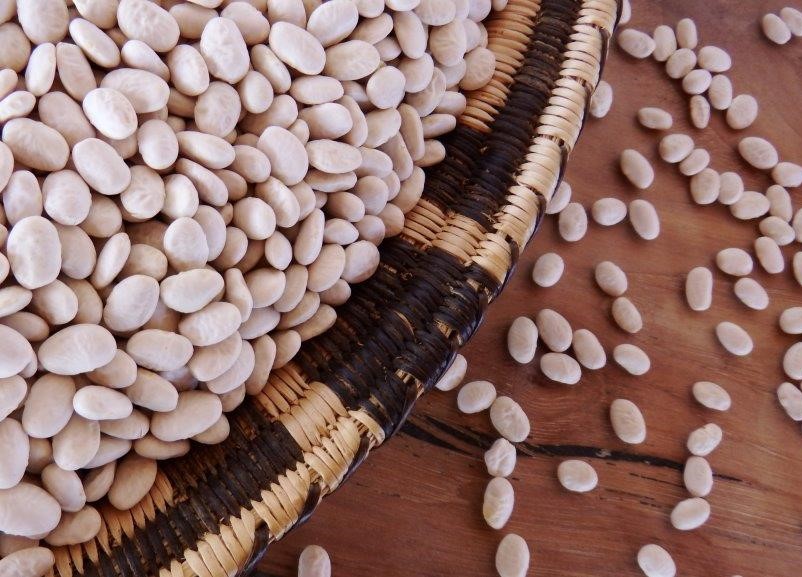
45, 1, 617, 575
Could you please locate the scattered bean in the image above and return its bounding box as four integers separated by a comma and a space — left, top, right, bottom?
613, 344, 650, 375
715, 321, 753, 356
610, 399, 646, 444
557, 460, 598, 492
637, 544, 676, 577
507, 317, 537, 364
531, 253, 564, 287
456, 380, 497, 414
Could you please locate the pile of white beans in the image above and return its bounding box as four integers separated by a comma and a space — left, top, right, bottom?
0, 0, 499, 562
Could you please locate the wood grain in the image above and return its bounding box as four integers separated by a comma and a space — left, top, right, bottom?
259, 1, 802, 575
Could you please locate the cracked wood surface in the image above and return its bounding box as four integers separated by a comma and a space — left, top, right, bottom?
259, 1, 802, 575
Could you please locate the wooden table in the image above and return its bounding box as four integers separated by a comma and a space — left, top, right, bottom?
260, 1, 802, 575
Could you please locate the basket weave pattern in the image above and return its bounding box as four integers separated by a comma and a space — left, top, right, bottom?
46, 1, 617, 575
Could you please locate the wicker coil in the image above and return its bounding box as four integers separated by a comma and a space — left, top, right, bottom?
43, 0, 618, 575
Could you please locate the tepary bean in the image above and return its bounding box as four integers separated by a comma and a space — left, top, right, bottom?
0, 0, 499, 547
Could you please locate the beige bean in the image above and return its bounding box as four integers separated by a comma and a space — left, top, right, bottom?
716, 247, 753, 276
150, 390, 222, 442
483, 476, 514, 529
81, 461, 116, 503
739, 136, 778, 170
652, 24, 676, 62
610, 398, 646, 444
91, 232, 131, 290
637, 544, 676, 577
257, 126, 308, 186
72, 137, 132, 196
734, 277, 769, 310
571, 329, 606, 370
684, 456, 713, 497
103, 275, 160, 332
780, 307, 802, 334
689, 168, 719, 205
781, 6, 802, 35
52, 414, 100, 471
620, 149, 654, 189
268, 21, 326, 75
612, 343, 650, 375
306, 139, 363, 175
38, 324, 117, 375
588, 80, 613, 119
557, 460, 598, 493
708, 74, 732, 110
658, 133, 694, 163
715, 321, 753, 356
766, 184, 793, 221
777, 382, 802, 420
676, 17, 698, 48
489, 396, 529, 442
178, 301, 241, 346
689, 94, 710, 129
307, 0, 359, 46
772, 161, 802, 188
82, 87, 138, 140
73, 386, 132, 421
0, 91, 35, 123
117, 0, 180, 53
687, 423, 723, 456
126, 329, 194, 372
730, 190, 769, 220
617, 29, 655, 58
0, 419, 28, 489
484, 437, 516, 477
693, 380, 732, 410
194, 81, 241, 138
507, 317, 537, 364
87, 350, 138, 390
162, 217, 209, 271
495, 534, 529, 577
718, 172, 744, 205
726, 94, 758, 130
30, 280, 78, 326
189, 332, 242, 382
637, 107, 672, 130
545, 181, 572, 215
121, 39, 170, 79
558, 202, 587, 242
531, 252, 564, 287
755, 235, 784, 273
670, 497, 710, 531
678, 148, 710, 176
611, 297, 643, 333
628, 199, 660, 240
763, 12, 792, 44
2, 118, 69, 172
0, 22, 31, 73
594, 261, 627, 296
665, 47, 696, 79
100, 410, 150, 441
0, 376, 27, 420
200, 17, 249, 84
0, 483, 61, 537
456, 380, 496, 413
685, 267, 713, 311
434, 353, 467, 392
540, 352, 581, 384
126, 369, 179, 412
108, 453, 157, 510
681, 69, 711, 95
